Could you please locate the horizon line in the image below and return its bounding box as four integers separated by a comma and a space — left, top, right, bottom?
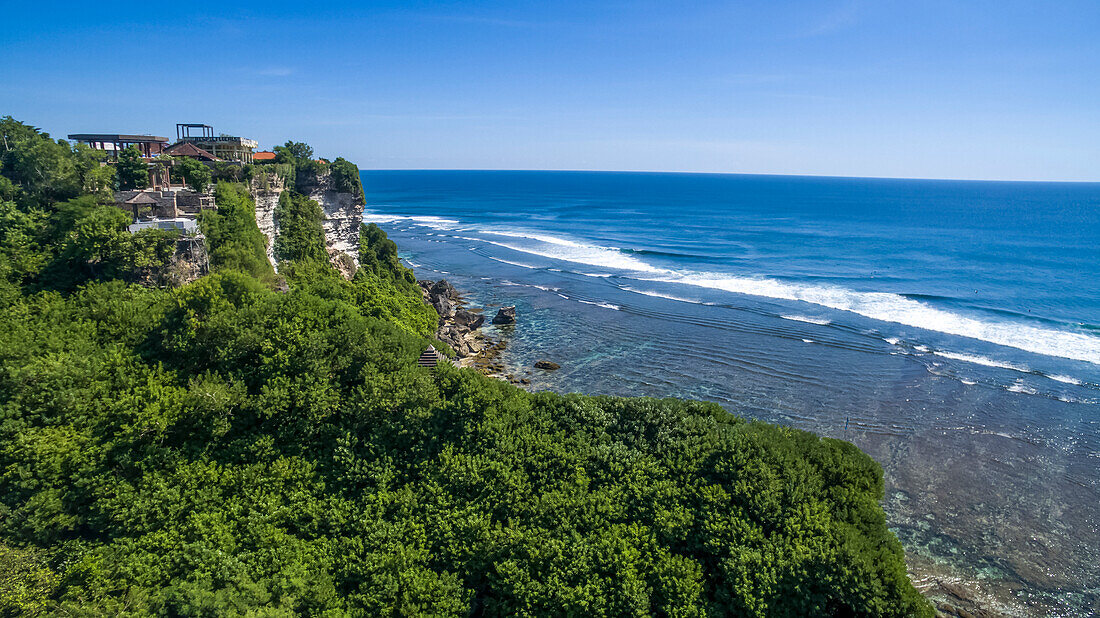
356, 168, 1100, 185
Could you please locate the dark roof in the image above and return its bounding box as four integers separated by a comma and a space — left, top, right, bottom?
163, 142, 220, 161
68, 134, 168, 143
417, 345, 447, 368
123, 193, 158, 205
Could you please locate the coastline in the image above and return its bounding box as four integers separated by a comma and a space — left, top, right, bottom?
360, 167, 1100, 618
395, 247, 1092, 618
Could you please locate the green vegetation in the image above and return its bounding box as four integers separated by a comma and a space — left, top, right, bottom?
200, 183, 275, 282
116, 145, 148, 190
274, 190, 328, 264
174, 156, 213, 194
1, 116, 116, 206
0, 117, 931, 617
330, 157, 366, 203
262, 140, 364, 200
274, 140, 314, 166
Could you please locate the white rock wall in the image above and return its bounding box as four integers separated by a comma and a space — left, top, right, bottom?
250, 174, 285, 271
249, 170, 362, 272
308, 185, 362, 268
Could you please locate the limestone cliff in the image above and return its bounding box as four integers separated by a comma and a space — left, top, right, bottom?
249, 170, 363, 274
299, 169, 363, 269
250, 172, 285, 269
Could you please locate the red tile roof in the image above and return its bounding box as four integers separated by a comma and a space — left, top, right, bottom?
253, 151, 277, 161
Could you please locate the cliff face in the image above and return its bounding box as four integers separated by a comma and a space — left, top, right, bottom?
301, 170, 363, 269
249, 170, 363, 273
250, 173, 286, 269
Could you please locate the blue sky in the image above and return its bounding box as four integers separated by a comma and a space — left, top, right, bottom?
2, 1, 1098, 180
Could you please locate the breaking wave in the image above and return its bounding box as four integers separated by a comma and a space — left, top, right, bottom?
374, 214, 1100, 366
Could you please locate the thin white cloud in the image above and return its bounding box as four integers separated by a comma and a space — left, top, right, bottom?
799, 0, 862, 37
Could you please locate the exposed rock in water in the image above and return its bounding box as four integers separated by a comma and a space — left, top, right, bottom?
453, 309, 485, 330
492, 306, 517, 325
420, 278, 493, 359
534, 360, 560, 371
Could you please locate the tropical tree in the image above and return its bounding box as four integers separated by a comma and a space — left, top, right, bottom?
176, 157, 212, 193
274, 140, 313, 165
116, 145, 148, 190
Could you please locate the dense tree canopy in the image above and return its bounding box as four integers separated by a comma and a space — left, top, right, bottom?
0, 117, 931, 617
116, 145, 148, 191
200, 183, 275, 282
274, 190, 328, 265
274, 141, 314, 166
174, 156, 213, 194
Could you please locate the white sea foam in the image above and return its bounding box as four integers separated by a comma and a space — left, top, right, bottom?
579, 300, 621, 310
484, 255, 539, 269
579, 272, 614, 278
1007, 380, 1039, 395
781, 314, 831, 326
363, 213, 460, 230
960, 379, 978, 385
383, 215, 1100, 366
914, 345, 932, 352
1047, 374, 1083, 386
933, 351, 1031, 373
481, 229, 590, 247
620, 286, 699, 304
640, 272, 1100, 365
883, 337, 901, 345
478, 237, 662, 273
802, 338, 814, 343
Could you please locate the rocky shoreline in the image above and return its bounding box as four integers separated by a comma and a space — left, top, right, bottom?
418, 278, 553, 386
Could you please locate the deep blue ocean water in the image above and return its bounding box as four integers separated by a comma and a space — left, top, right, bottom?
360, 170, 1100, 616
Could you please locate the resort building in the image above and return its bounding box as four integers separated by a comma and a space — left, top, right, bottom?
173, 123, 258, 163
163, 142, 221, 162
66, 133, 169, 159
128, 218, 199, 236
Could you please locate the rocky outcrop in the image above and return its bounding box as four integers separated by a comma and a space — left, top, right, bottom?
166, 236, 209, 286
298, 170, 362, 269
453, 309, 485, 330
249, 170, 362, 274
492, 306, 516, 325
250, 173, 285, 270
534, 360, 560, 371
419, 278, 495, 359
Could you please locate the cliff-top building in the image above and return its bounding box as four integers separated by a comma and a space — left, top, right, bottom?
66, 133, 169, 159
173, 123, 258, 163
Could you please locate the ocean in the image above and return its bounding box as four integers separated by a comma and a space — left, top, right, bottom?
359, 170, 1100, 616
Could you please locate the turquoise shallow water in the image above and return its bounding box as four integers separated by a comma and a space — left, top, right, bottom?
361, 170, 1100, 615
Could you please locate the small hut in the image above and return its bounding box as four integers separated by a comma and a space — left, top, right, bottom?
417, 345, 448, 368
123, 192, 159, 219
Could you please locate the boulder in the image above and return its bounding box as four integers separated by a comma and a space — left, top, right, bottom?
430, 279, 460, 301
453, 309, 485, 329
534, 360, 560, 371
492, 306, 517, 325
431, 295, 455, 320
